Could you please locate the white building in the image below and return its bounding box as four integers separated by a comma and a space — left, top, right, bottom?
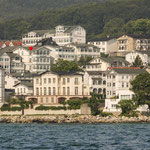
14, 81, 33, 96
66, 43, 100, 61
84, 71, 106, 97
22, 30, 55, 47
125, 51, 150, 66
88, 38, 117, 55
22, 25, 86, 47
104, 67, 147, 112
86, 57, 130, 72
0, 69, 5, 104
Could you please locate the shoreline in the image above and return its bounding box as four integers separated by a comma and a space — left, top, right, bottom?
0, 115, 150, 123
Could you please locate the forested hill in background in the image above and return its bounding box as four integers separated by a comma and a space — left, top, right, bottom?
1, 0, 150, 40
0, 0, 107, 21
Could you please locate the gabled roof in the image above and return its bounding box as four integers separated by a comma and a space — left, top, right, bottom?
64, 25, 79, 33
100, 56, 130, 65
35, 71, 82, 77
24, 30, 55, 36
14, 81, 33, 88
108, 67, 147, 74
6, 52, 21, 59
87, 71, 104, 75
88, 37, 116, 42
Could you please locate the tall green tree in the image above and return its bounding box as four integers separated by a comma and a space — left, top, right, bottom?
132, 55, 143, 68
78, 56, 93, 67
51, 59, 81, 72
130, 72, 150, 108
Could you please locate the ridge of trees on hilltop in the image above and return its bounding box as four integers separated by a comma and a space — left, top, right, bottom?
1, 0, 150, 40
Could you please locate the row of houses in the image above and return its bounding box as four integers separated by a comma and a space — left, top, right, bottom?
0, 55, 147, 112
0, 24, 150, 113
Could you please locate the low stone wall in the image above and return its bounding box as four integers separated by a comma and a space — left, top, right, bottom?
0, 115, 150, 123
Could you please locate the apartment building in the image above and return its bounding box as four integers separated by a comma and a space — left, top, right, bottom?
66, 43, 100, 60
86, 57, 129, 72
117, 35, 150, 56
32, 71, 90, 104
125, 51, 150, 66
88, 38, 117, 55
104, 67, 147, 112
22, 25, 86, 47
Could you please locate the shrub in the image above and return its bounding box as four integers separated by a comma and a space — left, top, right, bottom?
35, 105, 67, 111
1, 104, 21, 111
99, 111, 113, 117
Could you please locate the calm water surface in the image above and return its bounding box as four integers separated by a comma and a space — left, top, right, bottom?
0, 123, 150, 150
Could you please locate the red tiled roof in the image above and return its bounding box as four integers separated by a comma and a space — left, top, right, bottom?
0, 41, 4, 47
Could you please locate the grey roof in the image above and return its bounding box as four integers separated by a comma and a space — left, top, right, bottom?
11, 72, 37, 78
23, 30, 55, 36
6, 52, 21, 59
88, 37, 116, 42
87, 71, 104, 75
100, 56, 130, 65
14, 81, 33, 88
0, 46, 20, 56
111, 68, 147, 74
36, 71, 82, 76
64, 26, 78, 33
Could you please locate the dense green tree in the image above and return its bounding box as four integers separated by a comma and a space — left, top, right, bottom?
118, 100, 138, 117
78, 56, 93, 67
132, 55, 143, 68
130, 72, 150, 108
51, 59, 81, 72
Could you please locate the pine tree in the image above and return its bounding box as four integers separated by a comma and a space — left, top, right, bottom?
132, 55, 143, 68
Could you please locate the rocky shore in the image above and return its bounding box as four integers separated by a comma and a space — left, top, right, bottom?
0, 115, 150, 123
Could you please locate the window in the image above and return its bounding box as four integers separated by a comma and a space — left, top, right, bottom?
36, 88, 39, 95
53, 87, 56, 95
53, 78, 56, 83
122, 76, 124, 79
40, 98, 43, 103
120, 95, 130, 100
44, 78, 46, 84
122, 83, 124, 87
126, 83, 129, 87
44, 87, 46, 95
48, 78, 51, 83
113, 76, 115, 79
46, 97, 48, 103
67, 78, 70, 83
48, 87, 51, 95
51, 97, 54, 103
75, 78, 78, 85
63, 78, 66, 85
67, 87, 70, 95
24, 88, 26, 93
40, 87, 42, 95
113, 83, 115, 87
63, 87, 66, 95
111, 104, 117, 108
75, 87, 78, 95
36, 79, 39, 84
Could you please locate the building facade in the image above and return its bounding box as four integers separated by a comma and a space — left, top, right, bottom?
117, 35, 150, 56
88, 38, 117, 55
32, 71, 90, 104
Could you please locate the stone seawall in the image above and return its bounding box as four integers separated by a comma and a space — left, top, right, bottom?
0, 115, 150, 123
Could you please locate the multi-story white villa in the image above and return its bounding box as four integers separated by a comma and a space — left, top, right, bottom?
125, 51, 150, 66
22, 25, 86, 47
88, 38, 117, 55
31, 71, 90, 104
22, 30, 55, 47
104, 67, 147, 112
66, 43, 100, 60
85, 57, 130, 72
84, 71, 106, 97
